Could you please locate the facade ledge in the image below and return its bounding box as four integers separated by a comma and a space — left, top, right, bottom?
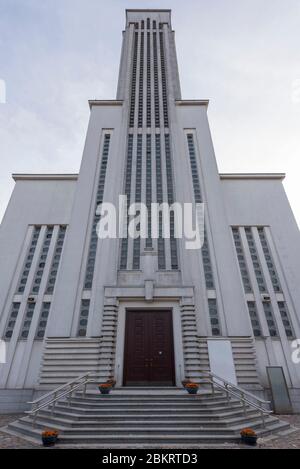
12, 173, 78, 181
175, 99, 209, 107
219, 173, 285, 181
88, 99, 123, 109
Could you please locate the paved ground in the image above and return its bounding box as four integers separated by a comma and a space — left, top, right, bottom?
0, 414, 300, 449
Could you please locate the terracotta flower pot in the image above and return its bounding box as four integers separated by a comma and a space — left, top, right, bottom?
98, 386, 111, 394
42, 435, 58, 447
241, 435, 257, 446
186, 387, 198, 394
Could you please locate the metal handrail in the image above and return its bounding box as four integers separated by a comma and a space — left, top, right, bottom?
26, 372, 93, 425
28, 372, 92, 406
199, 371, 270, 409
197, 371, 272, 427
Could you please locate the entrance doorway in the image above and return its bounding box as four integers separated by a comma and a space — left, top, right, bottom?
123, 310, 175, 386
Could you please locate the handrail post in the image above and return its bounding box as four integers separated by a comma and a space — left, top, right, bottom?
261, 410, 266, 428
242, 393, 247, 415
225, 383, 230, 403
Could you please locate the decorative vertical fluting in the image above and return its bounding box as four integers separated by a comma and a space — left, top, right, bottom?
119, 17, 178, 271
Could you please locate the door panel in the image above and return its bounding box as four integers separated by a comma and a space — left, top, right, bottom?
123, 310, 175, 386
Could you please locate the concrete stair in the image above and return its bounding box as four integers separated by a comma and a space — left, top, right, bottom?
3, 388, 290, 447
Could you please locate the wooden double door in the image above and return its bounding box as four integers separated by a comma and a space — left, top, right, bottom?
123, 310, 175, 386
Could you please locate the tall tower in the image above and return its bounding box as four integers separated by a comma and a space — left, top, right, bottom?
43, 9, 252, 387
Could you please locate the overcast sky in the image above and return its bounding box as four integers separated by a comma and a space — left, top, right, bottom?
0, 0, 299, 227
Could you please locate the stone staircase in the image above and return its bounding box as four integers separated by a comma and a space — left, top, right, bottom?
3, 388, 291, 447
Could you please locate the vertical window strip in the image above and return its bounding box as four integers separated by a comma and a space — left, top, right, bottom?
247, 301, 262, 337
244, 227, 267, 293
278, 301, 295, 338
120, 135, 134, 270
19, 302, 36, 340
232, 227, 252, 293
263, 301, 278, 337
133, 135, 143, 269
208, 299, 220, 336
159, 32, 169, 128
146, 32, 151, 127
35, 302, 51, 339
84, 134, 111, 289
17, 226, 41, 294
186, 133, 214, 289
153, 32, 160, 128
77, 299, 90, 337
165, 134, 178, 269
138, 32, 144, 128
155, 134, 166, 269
45, 226, 66, 294
257, 227, 282, 293
146, 134, 152, 248
3, 302, 21, 340
31, 226, 53, 294
129, 32, 138, 128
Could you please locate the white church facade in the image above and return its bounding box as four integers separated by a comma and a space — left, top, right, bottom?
1, 9, 300, 414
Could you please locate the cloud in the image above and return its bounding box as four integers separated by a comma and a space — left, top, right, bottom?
0, 0, 299, 228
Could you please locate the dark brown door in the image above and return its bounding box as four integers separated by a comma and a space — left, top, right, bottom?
123, 310, 175, 386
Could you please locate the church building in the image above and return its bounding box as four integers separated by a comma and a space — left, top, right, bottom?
1, 9, 300, 415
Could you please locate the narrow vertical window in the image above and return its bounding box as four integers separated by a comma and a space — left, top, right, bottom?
232, 227, 252, 293
155, 134, 166, 269
133, 135, 142, 269
35, 302, 51, 339
129, 33, 138, 127
278, 301, 294, 338
153, 32, 160, 128
146, 134, 152, 248
187, 134, 215, 289
146, 32, 151, 128
186, 133, 220, 333
45, 226, 66, 294
138, 32, 144, 128
120, 135, 133, 270
263, 301, 278, 337
165, 134, 178, 269
159, 32, 169, 127
17, 226, 41, 294
208, 299, 220, 336
77, 299, 90, 337
245, 227, 267, 293
3, 302, 21, 340
31, 226, 53, 294
84, 134, 111, 289
247, 301, 262, 337
257, 227, 281, 293
19, 302, 36, 340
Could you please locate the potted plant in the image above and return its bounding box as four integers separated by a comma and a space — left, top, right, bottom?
98, 383, 112, 394
41, 429, 59, 447
185, 382, 199, 395
182, 379, 191, 388
106, 379, 116, 388
240, 428, 257, 446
